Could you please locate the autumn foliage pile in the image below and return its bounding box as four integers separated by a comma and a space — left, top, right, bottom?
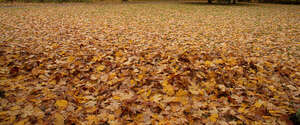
0, 3, 299, 125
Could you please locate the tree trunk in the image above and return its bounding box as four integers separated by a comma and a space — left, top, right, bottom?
208, 0, 212, 3
123, 0, 128, 2
233, 0, 236, 4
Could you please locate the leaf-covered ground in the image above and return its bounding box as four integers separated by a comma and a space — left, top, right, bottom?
0, 2, 299, 125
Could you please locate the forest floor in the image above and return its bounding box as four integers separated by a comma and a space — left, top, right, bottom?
0, 2, 299, 125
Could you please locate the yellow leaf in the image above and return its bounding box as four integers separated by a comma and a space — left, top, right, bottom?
267, 86, 277, 92
138, 74, 144, 81
112, 96, 120, 100
76, 106, 82, 112
96, 65, 105, 72
86, 107, 98, 113
52, 43, 59, 48
263, 116, 271, 119
115, 108, 122, 116
254, 100, 263, 108
214, 59, 224, 64
129, 40, 133, 44
249, 69, 256, 73
137, 89, 145, 94
108, 114, 115, 121
59, 51, 65, 55
204, 61, 213, 66
49, 80, 56, 85
140, 57, 145, 62
109, 73, 116, 79
146, 89, 152, 97
135, 113, 144, 121
130, 79, 137, 85
227, 57, 237, 65
161, 80, 175, 96
150, 94, 162, 103
55, 100, 68, 109
176, 89, 188, 96
87, 115, 98, 125
107, 81, 114, 85
8, 116, 16, 124
15, 118, 28, 125
54, 113, 64, 125
10, 105, 21, 110
173, 96, 188, 105
164, 84, 175, 96
152, 114, 159, 119
67, 56, 75, 63
269, 110, 282, 116
115, 51, 122, 57
209, 113, 218, 122
237, 115, 246, 121
238, 103, 247, 113
188, 83, 204, 95
75, 96, 89, 104
0, 111, 8, 115
92, 55, 102, 62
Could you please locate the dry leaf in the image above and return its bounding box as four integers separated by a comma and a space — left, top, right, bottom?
55, 100, 68, 109
54, 113, 64, 125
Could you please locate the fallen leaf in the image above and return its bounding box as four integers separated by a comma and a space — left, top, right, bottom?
55, 100, 68, 109
54, 113, 64, 125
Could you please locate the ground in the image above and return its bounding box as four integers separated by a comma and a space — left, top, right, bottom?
0, 2, 299, 125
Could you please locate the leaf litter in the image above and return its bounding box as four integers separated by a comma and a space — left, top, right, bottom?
0, 2, 300, 125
